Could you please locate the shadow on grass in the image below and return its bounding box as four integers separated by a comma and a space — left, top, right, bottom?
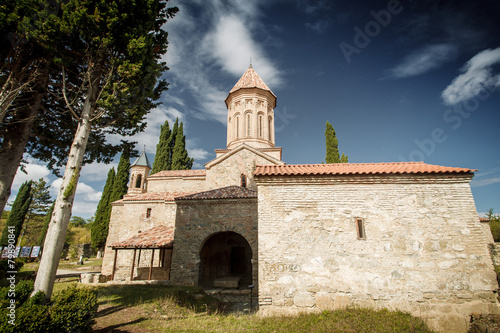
92, 317, 147, 333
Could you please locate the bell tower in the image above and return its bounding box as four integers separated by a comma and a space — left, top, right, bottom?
225, 65, 277, 150
127, 148, 151, 195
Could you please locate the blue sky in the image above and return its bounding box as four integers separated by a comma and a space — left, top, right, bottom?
11, 0, 500, 219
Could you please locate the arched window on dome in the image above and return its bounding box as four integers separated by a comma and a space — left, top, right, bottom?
268, 116, 273, 141
235, 114, 240, 138
258, 114, 263, 138
246, 113, 251, 137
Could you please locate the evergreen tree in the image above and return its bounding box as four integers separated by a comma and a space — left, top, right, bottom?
151, 120, 171, 173
38, 202, 54, 245
29, 178, 52, 215
91, 167, 115, 253
0, 181, 32, 246
110, 147, 131, 203
325, 121, 349, 164
171, 122, 194, 170
325, 121, 340, 163
340, 153, 349, 163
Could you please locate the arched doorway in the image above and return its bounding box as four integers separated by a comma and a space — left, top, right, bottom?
199, 232, 253, 288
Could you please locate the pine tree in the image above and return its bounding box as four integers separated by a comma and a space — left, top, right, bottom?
171, 122, 194, 170
151, 120, 171, 174
91, 167, 115, 253
325, 121, 340, 163
38, 202, 54, 246
110, 146, 131, 203
0, 181, 32, 246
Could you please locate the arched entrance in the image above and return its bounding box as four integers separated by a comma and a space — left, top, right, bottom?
199, 232, 253, 288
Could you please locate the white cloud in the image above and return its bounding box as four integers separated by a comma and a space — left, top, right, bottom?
80, 162, 118, 182
12, 160, 51, 190
49, 178, 102, 217
385, 44, 457, 79
471, 176, 500, 188
441, 47, 500, 105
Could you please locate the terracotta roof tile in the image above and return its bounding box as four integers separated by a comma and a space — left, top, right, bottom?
149, 169, 206, 178
120, 192, 196, 202
254, 162, 476, 177
175, 186, 257, 201
479, 217, 490, 222
111, 226, 174, 249
228, 66, 276, 97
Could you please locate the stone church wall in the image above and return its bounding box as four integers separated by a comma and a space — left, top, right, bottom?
147, 177, 207, 193
255, 174, 499, 333
101, 201, 177, 278
170, 198, 258, 287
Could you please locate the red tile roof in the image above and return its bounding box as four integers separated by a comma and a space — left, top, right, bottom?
118, 192, 196, 203
175, 186, 257, 201
149, 169, 206, 178
228, 66, 276, 98
111, 226, 174, 249
254, 162, 476, 176
479, 217, 490, 222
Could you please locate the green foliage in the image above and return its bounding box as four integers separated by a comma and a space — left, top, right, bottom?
0, 180, 32, 245
488, 209, 500, 242
0, 282, 97, 333
110, 146, 131, 203
325, 121, 340, 163
151, 120, 172, 173
29, 178, 52, 214
63, 167, 80, 200
0, 258, 24, 280
50, 286, 98, 333
171, 121, 194, 170
325, 121, 348, 164
91, 167, 115, 251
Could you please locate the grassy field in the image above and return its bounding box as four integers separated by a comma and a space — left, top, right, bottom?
90, 284, 435, 333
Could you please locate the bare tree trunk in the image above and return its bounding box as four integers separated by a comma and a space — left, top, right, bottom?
33, 79, 98, 298
0, 67, 49, 216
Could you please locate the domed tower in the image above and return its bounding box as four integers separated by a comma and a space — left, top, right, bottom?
127, 148, 151, 195
225, 65, 277, 150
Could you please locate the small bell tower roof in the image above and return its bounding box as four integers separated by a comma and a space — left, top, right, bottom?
131, 147, 151, 169
225, 65, 276, 107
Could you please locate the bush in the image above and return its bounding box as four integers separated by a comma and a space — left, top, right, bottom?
0, 283, 97, 333
0, 258, 25, 279
50, 286, 98, 333
490, 220, 500, 242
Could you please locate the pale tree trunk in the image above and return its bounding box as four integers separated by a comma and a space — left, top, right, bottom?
33, 79, 99, 298
0, 67, 49, 216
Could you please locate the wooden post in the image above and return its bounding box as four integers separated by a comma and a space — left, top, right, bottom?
130, 249, 137, 281
111, 249, 118, 280
137, 249, 141, 268
148, 248, 155, 280
159, 248, 164, 268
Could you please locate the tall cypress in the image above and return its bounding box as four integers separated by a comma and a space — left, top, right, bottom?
171, 122, 194, 170
325, 121, 340, 163
151, 120, 171, 174
91, 167, 115, 252
0, 181, 32, 246
110, 146, 131, 203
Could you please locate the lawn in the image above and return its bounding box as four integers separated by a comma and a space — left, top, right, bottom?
90, 284, 435, 333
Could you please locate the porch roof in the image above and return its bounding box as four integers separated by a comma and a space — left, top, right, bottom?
111, 226, 174, 249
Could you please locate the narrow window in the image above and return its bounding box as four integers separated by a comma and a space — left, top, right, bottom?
146, 208, 152, 219
258, 115, 263, 137
135, 174, 142, 188
268, 116, 272, 141
356, 218, 366, 239
246, 113, 251, 137
241, 174, 247, 188
235, 116, 239, 138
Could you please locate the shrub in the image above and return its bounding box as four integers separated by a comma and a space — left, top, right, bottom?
50, 286, 98, 333
490, 220, 500, 242
0, 258, 25, 279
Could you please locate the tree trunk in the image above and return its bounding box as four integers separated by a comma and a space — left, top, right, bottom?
0, 67, 49, 216
33, 78, 99, 298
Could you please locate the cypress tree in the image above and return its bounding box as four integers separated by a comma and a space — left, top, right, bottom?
325, 121, 340, 163
91, 167, 115, 253
171, 122, 194, 170
0, 181, 32, 246
151, 120, 171, 174
110, 146, 131, 203
38, 202, 55, 245
340, 153, 349, 163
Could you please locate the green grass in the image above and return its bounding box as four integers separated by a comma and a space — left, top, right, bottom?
92, 284, 436, 333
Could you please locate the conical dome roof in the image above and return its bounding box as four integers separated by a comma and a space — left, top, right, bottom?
131, 148, 151, 169
227, 65, 276, 101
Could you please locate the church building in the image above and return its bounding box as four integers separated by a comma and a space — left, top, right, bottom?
101, 66, 498, 332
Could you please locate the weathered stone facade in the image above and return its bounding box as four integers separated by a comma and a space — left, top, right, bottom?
254, 172, 498, 332
101, 66, 499, 332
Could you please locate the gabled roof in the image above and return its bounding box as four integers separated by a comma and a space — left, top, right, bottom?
175, 186, 257, 201
226, 65, 276, 101
111, 225, 174, 249
149, 169, 206, 178
205, 143, 284, 169
254, 162, 476, 177
131, 149, 151, 169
